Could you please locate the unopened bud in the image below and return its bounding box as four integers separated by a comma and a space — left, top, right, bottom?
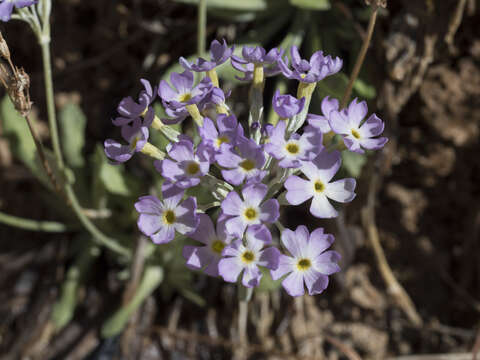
0, 32, 10, 60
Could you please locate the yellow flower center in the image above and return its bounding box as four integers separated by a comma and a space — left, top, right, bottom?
186, 161, 200, 175
241, 250, 255, 264
300, 73, 307, 79
285, 142, 300, 154
244, 207, 258, 220
314, 180, 325, 193
296, 258, 311, 271
239, 159, 255, 171
215, 135, 230, 148
351, 129, 361, 139
162, 210, 176, 225
211, 240, 225, 254
178, 93, 192, 102
130, 136, 139, 150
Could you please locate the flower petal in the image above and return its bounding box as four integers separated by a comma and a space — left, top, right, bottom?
325, 178, 356, 203
281, 271, 305, 297
310, 194, 338, 218
218, 257, 243, 283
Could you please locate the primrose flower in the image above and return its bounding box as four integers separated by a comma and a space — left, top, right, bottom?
104, 116, 150, 163
156, 136, 210, 189
198, 115, 243, 158
0, 0, 37, 22
329, 98, 388, 154
307, 96, 339, 134
272, 90, 305, 119
284, 149, 356, 218
158, 70, 212, 110
135, 182, 198, 244
216, 137, 266, 186
279, 46, 342, 83
113, 79, 156, 127
180, 39, 234, 72
264, 120, 321, 168
271, 226, 340, 297
219, 225, 280, 287
231, 46, 284, 81
183, 214, 236, 277
221, 183, 279, 237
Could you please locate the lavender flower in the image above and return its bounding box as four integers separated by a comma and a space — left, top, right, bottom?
264, 120, 321, 168
183, 214, 235, 277
218, 225, 280, 287
279, 46, 342, 83
216, 137, 266, 186
329, 98, 388, 153
231, 46, 284, 81
284, 149, 356, 218
157, 135, 210, 189
104, 117, 149, 163
0, 0, 37, 22
307, 96, 339, 133
113, 79, 156, 127
271, 226, 340, 296
221, 183, 279, 237
135, 182, 199, 244
272, 90, 305, 119
180, 39, 233, 72
158, 70, 211, 110
198, 115, 243, 158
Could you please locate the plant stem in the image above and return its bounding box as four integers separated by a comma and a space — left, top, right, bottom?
41, 41, 64, 171
0, 211, 70, 232
34, 0, 130, 258
340, 4, 379, 109
197, 0, 207, 56
64, 185, 130, 257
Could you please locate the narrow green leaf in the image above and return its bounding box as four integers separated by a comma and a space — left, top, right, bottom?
173, 0, 270, 11
99, 161, 131, 196
342, 150, 367, 178
101, 266, 163, 338
51, 243, 98, 331
59, 103, 87, 168
289, 0, 330, 10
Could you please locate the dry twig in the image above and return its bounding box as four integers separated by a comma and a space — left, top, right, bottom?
361, 161, 423, 327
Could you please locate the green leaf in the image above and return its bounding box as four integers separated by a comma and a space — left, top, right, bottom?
59, 103, 87, 168
1, 95, 36, 168
342, 150, 367, 178
173, 0, 271, 11
99, 160, 131, 196
51, 243, 98, 331
101, 265, 163, 338
353, 78, 376, 99
256, 267, 283, 292
0, 95, 65, 189
289, 0, 330, 10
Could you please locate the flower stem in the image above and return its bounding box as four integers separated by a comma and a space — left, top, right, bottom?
0, 211, 70, 232
197, 0, 207, 56
340, 4, 379, 109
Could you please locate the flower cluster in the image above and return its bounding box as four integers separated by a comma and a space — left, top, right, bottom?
105, 40, 387, 297
0, 0, 37, 22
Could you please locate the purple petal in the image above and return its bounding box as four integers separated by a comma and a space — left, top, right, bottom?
221, 191, 243, 216
310, 195, 337, 218
281, 227, 305, 257
150, 226, 176, 244
183, 245, 214, 270
242, 183, 267, 207
170, 70, 194, 93
325, 178, 356, 203
358, 113, 384, 137
270, 254, 294, 280
314, 250, 341, 275
311, 149, 341, 183
221, 168, 245, 186
218, 257, 244, 283
359, 137, 388, 150
259, 199, 279, 223
162, 181, 184, 208
137, 214, 163, 236
174, 197, 198, 235
190, 213, 215, 244
225, 216, 247, 238
346, 98, 367, 127
134, 195, 162, 214
282, 271, 305, 297
304, 271, 329, 295
242, 266, 262, 288
284, 175, 312, 205
308, 229, 334, 256
258, 247, 280, 270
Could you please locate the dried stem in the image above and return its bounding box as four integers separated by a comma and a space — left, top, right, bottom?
340, 4, 379, 109
197, 0, 207, 56
361, 165, 423, 326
